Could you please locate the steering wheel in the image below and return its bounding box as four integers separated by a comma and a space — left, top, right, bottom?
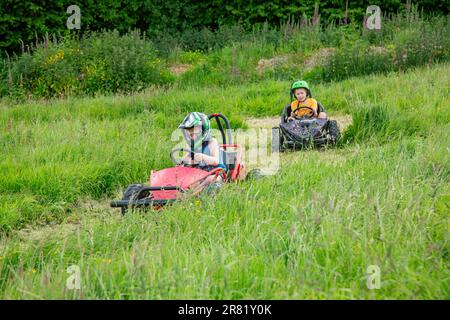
289, 106, 316, 120
170, 148, 197, 166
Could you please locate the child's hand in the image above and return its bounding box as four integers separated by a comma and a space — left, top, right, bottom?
318, 112, 327, 119
193, 153, 205, 163
181, 155, 192, 165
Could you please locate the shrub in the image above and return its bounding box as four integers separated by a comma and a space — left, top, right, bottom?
1, 30, 174, 99
320, 15, 450, 82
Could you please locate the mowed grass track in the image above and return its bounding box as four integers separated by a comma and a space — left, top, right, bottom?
0, 64, 448, 298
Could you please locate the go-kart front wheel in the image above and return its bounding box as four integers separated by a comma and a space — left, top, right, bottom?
246, 168, 264, 181
327, 120, 341, 145
201, 180, 225, 196
120, 183, 143, 215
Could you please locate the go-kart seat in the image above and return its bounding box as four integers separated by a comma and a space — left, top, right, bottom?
219, 148, 238, 173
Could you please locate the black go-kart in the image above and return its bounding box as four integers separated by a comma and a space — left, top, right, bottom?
272, 104, 340, 151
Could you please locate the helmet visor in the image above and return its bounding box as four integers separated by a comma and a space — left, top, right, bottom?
182, 125, 203, 150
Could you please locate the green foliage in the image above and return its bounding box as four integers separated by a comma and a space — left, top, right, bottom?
1, 0, 448, 56
321, 15, 450, 82
175, 14, 449, 87
2, 30, 174, 99
2, 11, 449, 99
178, 51, 205, 65
343, 104, 392, 142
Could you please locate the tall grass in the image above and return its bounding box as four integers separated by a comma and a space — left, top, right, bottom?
0, 121, 447, 299
0, 51, 448, 298
0, 63, 448, 234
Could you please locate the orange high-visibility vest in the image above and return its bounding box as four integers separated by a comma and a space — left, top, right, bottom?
290, 98, 318, 117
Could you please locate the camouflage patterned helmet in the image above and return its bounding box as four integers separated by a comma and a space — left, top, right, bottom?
178, 112, 211, 148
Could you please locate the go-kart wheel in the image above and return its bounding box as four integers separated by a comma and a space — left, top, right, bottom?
121, 183, 143, 215
246, 168, 264, 181
201, 180, 225, 196
327, 120, 340, 145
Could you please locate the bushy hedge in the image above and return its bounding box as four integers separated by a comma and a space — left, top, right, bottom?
1, 30, 174, 99
174, 12, 449, 87
318, 15, 450, 82
1, 0, 448, 56
1, 10, 448, 99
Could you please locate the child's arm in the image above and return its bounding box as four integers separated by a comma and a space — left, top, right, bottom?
193, 139, 220, 166
317, 101, 327, 119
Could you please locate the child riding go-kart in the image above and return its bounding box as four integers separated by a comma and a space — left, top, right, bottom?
110, 112, 252, 214
272, 80, 340, 151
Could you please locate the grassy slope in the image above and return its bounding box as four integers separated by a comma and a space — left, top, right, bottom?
0, 64, 448, 298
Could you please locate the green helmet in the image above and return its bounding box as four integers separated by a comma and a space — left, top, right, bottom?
178, 112, 211, 149
291, 80, 312, 98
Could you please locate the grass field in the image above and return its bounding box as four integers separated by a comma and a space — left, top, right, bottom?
0, 62, 448, 299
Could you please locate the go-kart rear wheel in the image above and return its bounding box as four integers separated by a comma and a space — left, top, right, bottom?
201, 180, 225, 196
246, 168, 264, 181
121, 183, 143, 215
327, 120, 340, 145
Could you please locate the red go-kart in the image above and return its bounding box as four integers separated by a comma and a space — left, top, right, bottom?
110, 113, 253, 214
